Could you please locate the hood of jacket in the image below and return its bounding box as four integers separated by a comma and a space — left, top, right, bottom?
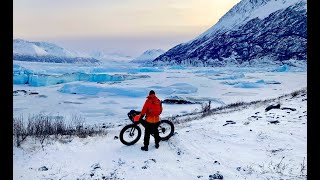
146, 94, 156, 99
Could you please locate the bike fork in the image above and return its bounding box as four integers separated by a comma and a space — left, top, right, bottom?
129, 127, 135, 136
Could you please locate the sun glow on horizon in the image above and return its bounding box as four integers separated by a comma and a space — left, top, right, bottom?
14, 0, 240, 39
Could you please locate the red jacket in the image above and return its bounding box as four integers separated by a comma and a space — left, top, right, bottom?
140, 94, 162, 123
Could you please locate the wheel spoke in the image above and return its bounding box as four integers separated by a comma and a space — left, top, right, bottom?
120, 124, 141, 145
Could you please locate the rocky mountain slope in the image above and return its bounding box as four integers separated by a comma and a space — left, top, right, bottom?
153, 0, 307, 67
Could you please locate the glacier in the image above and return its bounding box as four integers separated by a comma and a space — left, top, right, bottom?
13, 62, 170, 86
14, 71, 151, 87
59, 83, 198, 97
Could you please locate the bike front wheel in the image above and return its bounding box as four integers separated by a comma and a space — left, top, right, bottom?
158, 120, 175, 141
119, 124, 141, 146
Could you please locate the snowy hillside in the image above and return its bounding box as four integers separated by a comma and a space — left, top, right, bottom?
13, 57, 307, 179
13, 39, 76, 57
13, 39, 100, 64
153, 0, 307, 66
198, 0, 304, 38
131, 49, 165, 63
13, 88, 307, 179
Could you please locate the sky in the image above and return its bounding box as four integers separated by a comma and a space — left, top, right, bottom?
13, 0, 240, 57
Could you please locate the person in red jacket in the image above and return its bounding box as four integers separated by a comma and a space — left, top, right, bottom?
140, 90, 162, 151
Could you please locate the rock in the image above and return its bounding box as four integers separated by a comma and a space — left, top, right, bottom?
209, 172, 223, 179
29, 92, 39, 95
268, 120, 280, 124
162, 99, 195, 104
265, 103, 280, 112
281, 107, 296, 111
223, 120, 236, 126
38, 166, 48, 171
213, 161, 220, 165
91, 163, 101, 170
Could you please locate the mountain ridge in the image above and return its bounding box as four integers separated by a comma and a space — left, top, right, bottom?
13, 39, 99, 64
153, 0, 307, 67
130, 49, 165, 63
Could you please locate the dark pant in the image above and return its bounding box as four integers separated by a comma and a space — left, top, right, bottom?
142, 121, 160, 147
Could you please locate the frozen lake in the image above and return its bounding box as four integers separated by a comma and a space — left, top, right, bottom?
13, 60, 307, 126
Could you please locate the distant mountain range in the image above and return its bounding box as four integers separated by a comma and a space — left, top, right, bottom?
13, 39, 139, 64
89, 51, 133, 63
130, 49, 165, 63
13, 39, 77, 57
153, 0, 307, 67
13, 39, 99, 64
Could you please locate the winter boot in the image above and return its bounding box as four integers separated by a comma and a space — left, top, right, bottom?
155, 143, 159, 149
141, 146, 148, 151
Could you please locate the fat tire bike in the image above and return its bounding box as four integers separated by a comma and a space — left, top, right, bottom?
119, 110, 175, 146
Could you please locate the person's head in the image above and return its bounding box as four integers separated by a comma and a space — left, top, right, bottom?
149, 90, 155, 95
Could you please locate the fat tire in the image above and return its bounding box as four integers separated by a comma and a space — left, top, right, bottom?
119, 124, 141, 146
158, 120, 175, 141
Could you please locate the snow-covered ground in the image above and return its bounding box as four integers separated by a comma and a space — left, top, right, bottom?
13, 60, 307, 179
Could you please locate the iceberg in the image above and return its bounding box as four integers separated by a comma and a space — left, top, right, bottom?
271, 65, 290, 72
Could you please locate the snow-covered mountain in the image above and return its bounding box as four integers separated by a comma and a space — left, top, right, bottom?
90, 51, 133, 63
13, 39, 76, 57
13, 39, 99, 64
130, 49, 165, 63
153, 0, 307, 67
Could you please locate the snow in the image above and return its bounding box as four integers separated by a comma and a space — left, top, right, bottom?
250, 0, 303, 20
32, 45, 49, 56
213, 73, 245, 80
131, 49, 165, 63
90, 51, 133, 63
13, 60, 307, 179
13, 60, 307, 123
195, 0, 306, 39
13, 39, 76, 57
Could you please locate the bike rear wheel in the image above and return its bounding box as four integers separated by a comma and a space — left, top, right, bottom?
119, 124, 141, 146
158, 120, 175, 141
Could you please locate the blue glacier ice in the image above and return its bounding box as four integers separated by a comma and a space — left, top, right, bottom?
59, 83, 198, 97
194, 69, 217, 74
28, 73, 81, 86
91, 67, 163, 74
213, 73, 245, 80
220, 81, 264, 88
256, 80, 281, 84
13, 64, 33, 84
271, 65, 290, 72
233, 82, 262, 88
14, 71, 150, 87
13, 74, 29, 84
59, 84, 147, 97
137, 68, 164, 72
168, 65, 187, 70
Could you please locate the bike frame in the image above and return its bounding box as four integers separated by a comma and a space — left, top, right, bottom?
127, 110, 161, 136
